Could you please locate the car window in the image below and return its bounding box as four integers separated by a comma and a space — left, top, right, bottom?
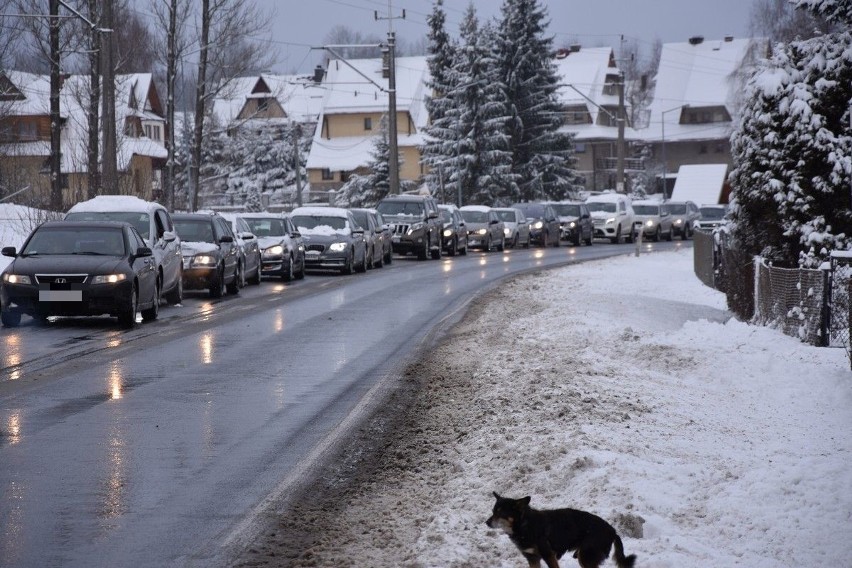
461, 210, 488, 223
65, 211, 151, 240
128, 227, 146, 251
634, 205, 661, 215
291, 215, 348, 233
586, 202, 616, 213
174, 218, 216, 243
244, 217, 286, 237
23, 226, 126, 256
377, 201, 424, 216
495, 210, 516, 223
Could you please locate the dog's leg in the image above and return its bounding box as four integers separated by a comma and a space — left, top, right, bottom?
542, 550, 560, 568
575, 548, 606, 568
522, 553, 542, 568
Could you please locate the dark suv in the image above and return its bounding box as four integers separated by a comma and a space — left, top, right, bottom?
376, 195, 443, 260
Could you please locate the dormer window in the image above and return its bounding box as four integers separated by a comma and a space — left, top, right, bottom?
364, 117, 373, 131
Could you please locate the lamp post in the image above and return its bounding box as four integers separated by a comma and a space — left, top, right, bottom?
661, 104, 688, 200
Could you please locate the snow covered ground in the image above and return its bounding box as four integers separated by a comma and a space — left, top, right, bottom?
236, 247, 852, 567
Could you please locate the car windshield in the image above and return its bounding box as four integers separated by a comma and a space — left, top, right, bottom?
439, 210, 453, 223
667, 203, 687, 214
551, 204, 581, 217
64, 211, 150, 240
586, 202, 617, 213
495, 210, 518, 222
633, 205, 661, 215
291, 215, 349, 235
350, 211, 369, 229
22, 226, 126, 256
700, 206, 727, 220
243, 217, 286, 237
174, 219, 215, 243
514, 204, 545, 218
376, 201, 424, 217
461, 210, 488, 223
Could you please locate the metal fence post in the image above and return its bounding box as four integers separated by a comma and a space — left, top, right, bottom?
820, 262, 832, 348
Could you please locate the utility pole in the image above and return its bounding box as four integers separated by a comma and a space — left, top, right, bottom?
375, 3, 405, 195
616, 70, 626, 194
100, 0, 117, 193
293, 123, 303, 207
49, 0, 62, 210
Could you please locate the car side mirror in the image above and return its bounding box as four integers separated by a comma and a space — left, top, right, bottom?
428, 211, 439, 219
162, 230, 177, 242
136, 246, 153, 257
240, 232, 255, 240
352, 228, 364, 236
490, 219, 499, 225
2, 246, 17, 257
219, 235, 234, 243
291, 230, 301, 238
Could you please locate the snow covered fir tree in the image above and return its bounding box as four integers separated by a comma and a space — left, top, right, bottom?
728, 0, 852, 268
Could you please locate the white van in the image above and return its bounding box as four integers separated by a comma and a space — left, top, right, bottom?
585, 193, 636, 244
65, 196, 184, 304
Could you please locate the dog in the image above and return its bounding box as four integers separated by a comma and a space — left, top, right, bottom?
486, 492, 637, 568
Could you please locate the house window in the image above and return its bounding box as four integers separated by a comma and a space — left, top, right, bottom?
18, 121, 37, 141
257, 98, 269, 113
144, 124, 151, 138
321, 168, 334, 181
364, 117, 372, 131
575, 143, 586, 153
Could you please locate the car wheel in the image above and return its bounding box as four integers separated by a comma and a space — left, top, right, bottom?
611, 225, 622, 244
667, 227, 674, 241
118, 283, 138, 328
249, 257, 262, 285
340, 250, 354, 274
366, 246, 374, 269
356, 248, 368, 272
210, 266, 225, 298
227, 262, 242, 294
384, 247, 393, 265
283, 255, 295, 282
448, 237, 457, 257
141, 280, 160, 322
1, 309, 21, 327
295, 254, 306, 279
460, 239, 468, 255
430, 240, 442, 259
497, 236, 505, 251
523, 234, 531, 248
586, 230, 593, 246
654, 227, 661, 242
164, 270, 183, 304
375, 251, 384, 268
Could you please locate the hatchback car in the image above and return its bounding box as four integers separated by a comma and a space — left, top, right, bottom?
172, 212, 241, 298
290, 206, 367, 274
220, 213, 263, 286
350, 208, 386, 269
492, 207, 531, 248
510, 202, 561, 247
460, 205, 505, 251
664, 200, 701, 239
632, 200, 674, 242
64, 195, 183, 304
549, 201, 593, 246
1, 221, 159, 327
239, 212, 306, 281
437, 204, 468, 256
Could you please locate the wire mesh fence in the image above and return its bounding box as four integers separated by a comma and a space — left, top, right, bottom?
829, 255, 852, 368
753, 258, 827, 346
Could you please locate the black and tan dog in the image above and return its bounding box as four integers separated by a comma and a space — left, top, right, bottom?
486, 492, 637, 568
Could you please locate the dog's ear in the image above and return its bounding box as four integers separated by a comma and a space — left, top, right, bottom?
520, 496, 531, 506
492, 491, 501, 500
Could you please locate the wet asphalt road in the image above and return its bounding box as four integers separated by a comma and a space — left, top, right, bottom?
0, 239, 687, 567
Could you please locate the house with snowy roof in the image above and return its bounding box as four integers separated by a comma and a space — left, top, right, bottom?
210, 70, 326, 133
551, 45, 643, 193
0, 71, 167, 208
305, 55, 430, 194
644, 35, 768, 196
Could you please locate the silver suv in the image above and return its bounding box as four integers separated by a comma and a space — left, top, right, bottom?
65, 196, 184, 304
376, 195, 443, 260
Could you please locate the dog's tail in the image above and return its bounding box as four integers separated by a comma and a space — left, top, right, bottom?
612, 534, 636, 568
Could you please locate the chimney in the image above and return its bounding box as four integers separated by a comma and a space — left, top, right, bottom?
688, 36, 704, 45
313, 65, 324, 83
724, 35, 734, 42
570, 44, 581, 53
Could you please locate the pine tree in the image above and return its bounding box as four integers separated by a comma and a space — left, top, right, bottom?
495, 0, 579, 202
729, 0, 852, 267
421, 0, 460, 198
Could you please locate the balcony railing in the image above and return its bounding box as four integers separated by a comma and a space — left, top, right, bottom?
595, 157, 645, 171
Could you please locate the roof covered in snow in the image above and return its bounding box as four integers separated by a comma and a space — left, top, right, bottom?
670, 163, 728, 205
211, 74, 327, 127
646, 37, 766, 142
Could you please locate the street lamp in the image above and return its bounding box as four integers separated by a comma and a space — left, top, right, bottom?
661, 104, 688, 200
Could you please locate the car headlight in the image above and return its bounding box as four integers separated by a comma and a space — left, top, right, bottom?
568, 221, 577, 228
406, 222, 425, 235
192, 254, 217, 267
645, 220, 656, 227
263, 245, 284, 258
329, 242, 347, 252
477, 228, 487, 235
605, 217, 616, 225
503, 228, 512, 237
532, 221, 543, 229
91, 273, 127, 284
443, 228, 453, 237
3, 273, 31, 284
673, 219, 683, 225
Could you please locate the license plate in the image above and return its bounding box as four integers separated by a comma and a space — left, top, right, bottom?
392, 236, 401, 243
306, 250, 320, 256
39, 290, 82, 302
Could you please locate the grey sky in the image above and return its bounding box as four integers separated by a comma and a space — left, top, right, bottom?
255, 0, 756, 74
